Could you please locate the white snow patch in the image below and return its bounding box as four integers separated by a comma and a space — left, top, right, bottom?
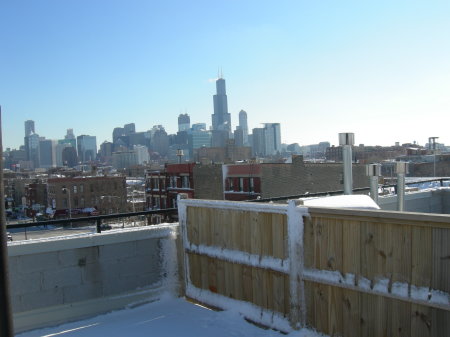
300, 195, 380, 210
18, 294, 328, 337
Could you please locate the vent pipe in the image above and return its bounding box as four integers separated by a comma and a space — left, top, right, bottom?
396, 161, 408, 211
366, 163, 381, 204
339, 133, 355, 195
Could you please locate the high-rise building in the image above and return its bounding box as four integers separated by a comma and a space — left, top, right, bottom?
39, 139, 57, 168
251, 123, 282, 157
77, 135, 97, 162
211, 77, 231, 134
124, 123, 136, 135
178, 113, 190, 132
238, 110, 249, 146
24, 120, 35, 137
62, 147, 78, 167
263, 123, 281, 155
26, 133, 41, 168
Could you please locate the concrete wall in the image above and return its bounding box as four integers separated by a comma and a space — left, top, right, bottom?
8, 224, 179, 333
378, 188, 450, 214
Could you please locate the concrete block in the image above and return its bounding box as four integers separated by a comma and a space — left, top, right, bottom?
136, 238, 160, 257
102, 275, 140, 296
18, 252, 59, 274
20, 287, 64, 312
9, 270, 42, 296
63, 282, 103, 303
99, 241, 136, 262
58, 246, 99, 267
81, 261, 103, 285
11, 295, 22, 313
42, 266, 82, 290
135, 272, 163, 289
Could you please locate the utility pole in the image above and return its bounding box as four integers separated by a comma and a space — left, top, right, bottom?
0, 106, 15, 336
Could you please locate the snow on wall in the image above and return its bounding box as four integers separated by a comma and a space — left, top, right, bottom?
180, 198, 288, 214
302, 268, 450, 311
186, 284, 292, 333
187, 244, 289, 273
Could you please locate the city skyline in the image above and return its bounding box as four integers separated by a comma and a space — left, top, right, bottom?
1, 1, 449, 149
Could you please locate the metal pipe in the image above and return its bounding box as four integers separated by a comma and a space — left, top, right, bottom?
339, 133, 354, 195
396, 162, 408, 211
370, 176, 379, 204
366, 163, 381, 204
397, 173, 405, 211
0, 107, 14, 336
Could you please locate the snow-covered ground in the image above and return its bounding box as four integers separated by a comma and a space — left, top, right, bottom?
18, 294, 327, 337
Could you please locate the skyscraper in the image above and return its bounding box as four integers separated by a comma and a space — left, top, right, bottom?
77, 135, 97, 163
24, 120, 35, 137
178, 113, 190, 132
211, 77, 231, 134
238, 110, 249, 146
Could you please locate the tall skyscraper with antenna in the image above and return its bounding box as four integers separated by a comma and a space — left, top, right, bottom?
211, 73, 232, 147
211, 74, 231, 134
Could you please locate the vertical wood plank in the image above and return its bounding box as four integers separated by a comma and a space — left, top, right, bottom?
342, 220, 361, 337
411, 226, 433, 337
431, 227, 450, 337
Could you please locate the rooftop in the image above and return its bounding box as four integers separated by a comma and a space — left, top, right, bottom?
17, 295, 325, 337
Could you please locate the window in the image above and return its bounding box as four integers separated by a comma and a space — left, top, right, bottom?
160, 178, 166, 190
238, 178, 244, 192
170, 176, 177, 188
249, 178, 255, 192
74, 197, 79, 207
228, 178, 234, 191
73, 185, 77, 194
90, 184, 94, 192
182, 176, 189, 188
153, 178, 159, 189
80, 197, 85, 207
63, 199, 68, 208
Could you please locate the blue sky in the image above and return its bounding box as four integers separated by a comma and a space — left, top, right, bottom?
1, 0, 449, 149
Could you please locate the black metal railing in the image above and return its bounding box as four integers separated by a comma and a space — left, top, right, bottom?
6, 208, 178, 236
248, 178, 450, 203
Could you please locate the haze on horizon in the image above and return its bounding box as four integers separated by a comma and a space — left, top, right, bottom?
1, 0, 449, 149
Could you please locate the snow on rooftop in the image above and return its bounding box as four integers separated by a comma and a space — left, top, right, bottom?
18, 294, 327, 337
300, 194, 380, 210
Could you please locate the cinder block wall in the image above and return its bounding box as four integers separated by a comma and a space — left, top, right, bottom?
8, 225, 178, 332
261, 160, 368, 199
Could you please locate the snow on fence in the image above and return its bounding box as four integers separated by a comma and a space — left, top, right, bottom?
178, 198, 450, 336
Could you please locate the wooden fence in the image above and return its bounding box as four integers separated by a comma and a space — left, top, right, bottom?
178, 198, 450, 336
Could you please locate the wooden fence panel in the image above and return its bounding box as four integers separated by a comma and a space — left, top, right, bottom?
304, 208, 450, 337
180, 199, 450, 336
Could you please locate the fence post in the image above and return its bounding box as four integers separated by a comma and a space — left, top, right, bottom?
287, 200, 306, 329
96, 218, 102, 233
177, 194, 189, 296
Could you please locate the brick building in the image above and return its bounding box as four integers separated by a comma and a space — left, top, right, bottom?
25, 181, 47, 217
47, 176, 126, 216
197, 155, 368, 201
146, 163, 195, 209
